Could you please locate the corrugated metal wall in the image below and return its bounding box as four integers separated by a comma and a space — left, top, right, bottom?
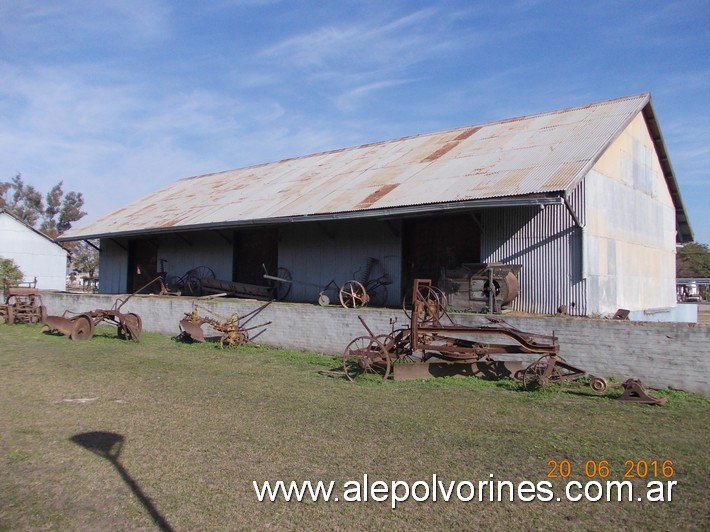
98, 238, 128, 293
481, 182, 586, 315
278, 219, 402, 306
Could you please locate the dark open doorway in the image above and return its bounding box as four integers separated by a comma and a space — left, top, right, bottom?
232, 228, 278, 285
127, 239, 158, 293
402, 214, 481, 292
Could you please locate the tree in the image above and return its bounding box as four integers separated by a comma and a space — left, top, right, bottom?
72, 240, 100, 277
0, 257, 24, 285
676, 242, 710, 278
0, 174, 87, 237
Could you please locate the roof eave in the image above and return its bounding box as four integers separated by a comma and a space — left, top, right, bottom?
56, 194, 564, 242
641, 100, 694, 244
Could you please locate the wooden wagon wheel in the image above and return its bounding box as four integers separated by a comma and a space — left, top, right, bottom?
342, 335, 391, 381
70, 314, 95, 341
339, 280, 369, 308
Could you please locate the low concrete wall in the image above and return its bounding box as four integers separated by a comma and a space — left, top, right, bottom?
33, 292, 710, 395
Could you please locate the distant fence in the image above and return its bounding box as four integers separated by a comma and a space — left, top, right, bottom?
23, 291, 710, 396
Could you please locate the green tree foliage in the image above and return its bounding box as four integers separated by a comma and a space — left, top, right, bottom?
71, 240, 100, 277
0, 174, 87, 237
0, 257, 24, 285
676, 242, 710, 278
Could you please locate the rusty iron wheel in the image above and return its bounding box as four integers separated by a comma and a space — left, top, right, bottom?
342, 335, 391, 381
339, 280, 369, 308
219, 330, 248, 348
272, 267, 293, 300
522, 355, 563, 391
118, 313, 142, 342
404, 285, 447, 324
369, 285, 388, 307
386, 328, 418, 363
590, 376, 608, 395
70, 315, 94, 341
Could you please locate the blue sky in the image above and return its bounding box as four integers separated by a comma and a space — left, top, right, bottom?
1, 0, 708, 243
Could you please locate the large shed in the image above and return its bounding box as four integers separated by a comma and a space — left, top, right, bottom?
1, 210, 69, 291
61, 93, 693, 317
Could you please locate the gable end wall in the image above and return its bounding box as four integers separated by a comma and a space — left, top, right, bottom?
585, 112, 677, 315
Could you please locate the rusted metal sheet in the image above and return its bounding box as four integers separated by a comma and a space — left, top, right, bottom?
62, 94, 656, 240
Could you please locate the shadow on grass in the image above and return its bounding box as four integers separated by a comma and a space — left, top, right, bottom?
70, 431, 173, 532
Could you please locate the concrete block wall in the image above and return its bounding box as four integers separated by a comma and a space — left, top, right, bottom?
34, 292, 710, 395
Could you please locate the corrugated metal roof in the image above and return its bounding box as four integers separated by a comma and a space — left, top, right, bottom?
63, 93, 689, 240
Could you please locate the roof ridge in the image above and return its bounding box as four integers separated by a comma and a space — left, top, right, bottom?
179, 93, 652, 183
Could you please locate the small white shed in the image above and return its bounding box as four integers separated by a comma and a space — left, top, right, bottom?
0, 210, 68, 291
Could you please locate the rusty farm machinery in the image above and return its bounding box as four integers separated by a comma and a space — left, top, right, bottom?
342, 279, 666, 404
264, 257, 392, 308
1, 277, 46, 325
179, 300, 272, 348
39, 278, 174, 342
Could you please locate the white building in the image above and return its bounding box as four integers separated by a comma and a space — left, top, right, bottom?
0, 210, 68, 291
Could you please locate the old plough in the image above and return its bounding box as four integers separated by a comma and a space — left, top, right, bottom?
40, 278, 170, 342
179, 300, 272, 348
342, 279, 665, 404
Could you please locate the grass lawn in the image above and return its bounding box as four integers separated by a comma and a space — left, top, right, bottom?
1, 323, 708, 530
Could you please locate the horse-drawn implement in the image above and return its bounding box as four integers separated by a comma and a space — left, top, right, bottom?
179, 300, 272, 348
342, 279, 665, 404
39, 278, 170, 342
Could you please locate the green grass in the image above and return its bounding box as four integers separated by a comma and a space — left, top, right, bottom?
1, 322, 708, 530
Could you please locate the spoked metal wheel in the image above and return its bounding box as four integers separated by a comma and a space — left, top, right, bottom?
339, 280, 369, 308
405, 285, 447, 324
270, 267, 293, 301
386, 328, 419, 363
369, 285, 388, 307
522, 354, 565, 391
219, 329, 248, 348
342, 336, 391, 381
184, 266, 216, 296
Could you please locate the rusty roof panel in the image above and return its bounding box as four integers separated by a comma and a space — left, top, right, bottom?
63, 94, 655, 239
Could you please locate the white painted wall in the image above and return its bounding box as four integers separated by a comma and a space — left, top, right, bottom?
0, 212, 68, 291
585, 113, 677, 315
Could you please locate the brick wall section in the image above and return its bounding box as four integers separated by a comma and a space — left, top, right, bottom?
36, 292, 710, 395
